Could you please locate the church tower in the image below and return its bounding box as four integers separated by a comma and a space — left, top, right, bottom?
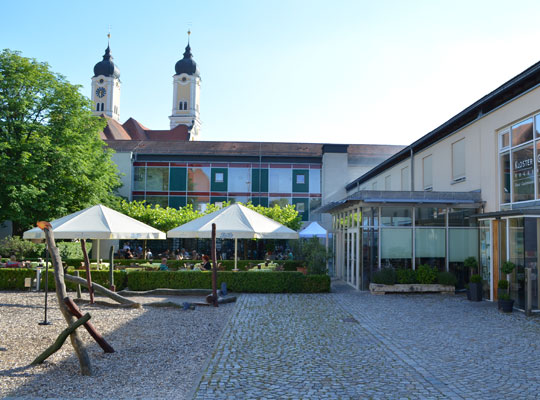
91, 38, 121, 121
169, 31, 201, 139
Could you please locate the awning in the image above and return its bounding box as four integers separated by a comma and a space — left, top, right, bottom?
316, 190, 483, 214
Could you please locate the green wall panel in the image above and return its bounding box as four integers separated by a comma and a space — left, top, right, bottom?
170, 167, 187, 191
251, 169, 269, 192
251, 196, 269, 207
292, 198, 309, 221
292, 169, 309, 192
210, 196, 228, 205
211, 168, 228, 192
169, 196, 186, 209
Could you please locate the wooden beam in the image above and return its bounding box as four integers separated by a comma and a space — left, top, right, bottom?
31, 313, 91, 365
64, 297, 115, 353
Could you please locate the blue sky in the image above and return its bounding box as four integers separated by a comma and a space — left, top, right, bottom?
3, 0, 540, 145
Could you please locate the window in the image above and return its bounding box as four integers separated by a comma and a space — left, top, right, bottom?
309, 169, 321, 193
228, 168, 250, 192
384, 175, 391, 190
296, 174, 305, 184
498, 115, 540, 205
401, 166, 410, 190
452, 139, 466, 181
500, 130, 510, 149
214, 172, 224, 183
296, 203, 305, 213
512, 118, 533, 146
96, 104, 100, 111
179, 101, 188, 110
269, 168, 292, 193
184, 101, 188, 110
423, 155, 432, 190
146, 167, 169, 191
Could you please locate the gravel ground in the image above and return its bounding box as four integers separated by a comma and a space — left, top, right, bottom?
0, 290, 235, 399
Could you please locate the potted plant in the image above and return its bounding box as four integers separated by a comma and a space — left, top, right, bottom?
497, 279, 514, 312
469, 274, 483, 301
464, 257, 482, 301
501, 260, 516, 291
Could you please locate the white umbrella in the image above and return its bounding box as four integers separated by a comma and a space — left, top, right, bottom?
23, 204, 166, 263
167, 203, 299, 270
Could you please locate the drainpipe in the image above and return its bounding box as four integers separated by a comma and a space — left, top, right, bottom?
410, 147, 414, 191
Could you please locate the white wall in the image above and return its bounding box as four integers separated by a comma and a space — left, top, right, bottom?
354, 84, 540, 213
112, 152, 132, 200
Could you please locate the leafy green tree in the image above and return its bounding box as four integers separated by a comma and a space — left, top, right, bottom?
111, 199, 301, 232
0, 49, 120, 234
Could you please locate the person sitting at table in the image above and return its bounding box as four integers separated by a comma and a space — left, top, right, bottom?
6, 255, 21, 268
159, 258, 169, 271
124, 249, 134, 259
201, 255, 211, 270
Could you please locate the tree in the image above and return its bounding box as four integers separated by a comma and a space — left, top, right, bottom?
111, 199, 302, 231
0, 50, 120, 234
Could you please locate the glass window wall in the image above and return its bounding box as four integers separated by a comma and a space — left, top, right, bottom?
415, 228, 446, 271
381, 228, 412, 269
269, 168, 292, 193
188, 167, 210, 192
415, 207, 445, 226
134, 166, 145, 191
309, 169, 321, 193
512, 145, 534, 202
228, 168, 251, 192
381, 207, 412, 227
146, 167, 169, 191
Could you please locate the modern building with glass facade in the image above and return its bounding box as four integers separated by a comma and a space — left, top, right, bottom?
322, 57, 540, 311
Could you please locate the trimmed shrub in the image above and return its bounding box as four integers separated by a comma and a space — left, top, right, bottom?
126, 271, 330, 293
396, 269, 417, 284
416, 264, 437, 284
0, 268, 36, 289
372, 268, 396, 285
0, 236, 45, 259
437, 271, 457, 287
498, 279, 509, 290
470, 274, 482, 283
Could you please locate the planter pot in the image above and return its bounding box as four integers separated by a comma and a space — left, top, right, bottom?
498, 298, 514, 313
469, 282, 483, 301
369, 283, 455, 295
466, 288, 471, 300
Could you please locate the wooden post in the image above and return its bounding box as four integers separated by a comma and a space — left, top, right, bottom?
38, 222, 92, 376
64, 297, 114, 353
32, 313, 91, 365
109, 245, 115, 291
80, 239, 94, 304
64, 274, 140, 306
211, 223, 218, 307
75, 271, 82, 299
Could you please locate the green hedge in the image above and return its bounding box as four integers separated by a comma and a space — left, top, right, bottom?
126, 271, 329, 293
62, 258, 305, 272
0, 269, 328, 293
0, 268, 128, 291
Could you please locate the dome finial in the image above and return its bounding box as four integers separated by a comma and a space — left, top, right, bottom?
187, 29, 191, 44
107, 25, 111, 46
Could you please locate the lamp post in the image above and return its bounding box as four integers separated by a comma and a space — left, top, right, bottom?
38, 246, 52, 326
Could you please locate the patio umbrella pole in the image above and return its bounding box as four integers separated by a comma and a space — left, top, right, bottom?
211, 223, 218, 307
80, 239, 95, 304
234, 238, 238, 271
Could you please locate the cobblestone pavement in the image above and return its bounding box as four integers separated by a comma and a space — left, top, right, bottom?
192, 282, 540, 399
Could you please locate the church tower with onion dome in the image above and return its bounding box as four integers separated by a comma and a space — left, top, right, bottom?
91, 34, 121, 121
169, 31, 201, 139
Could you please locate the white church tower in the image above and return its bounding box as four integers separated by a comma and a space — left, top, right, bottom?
169, 31, 201, 139
91, 37, 121, 121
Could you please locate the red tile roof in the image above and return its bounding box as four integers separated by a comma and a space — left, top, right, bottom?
100, 117, 190, 141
